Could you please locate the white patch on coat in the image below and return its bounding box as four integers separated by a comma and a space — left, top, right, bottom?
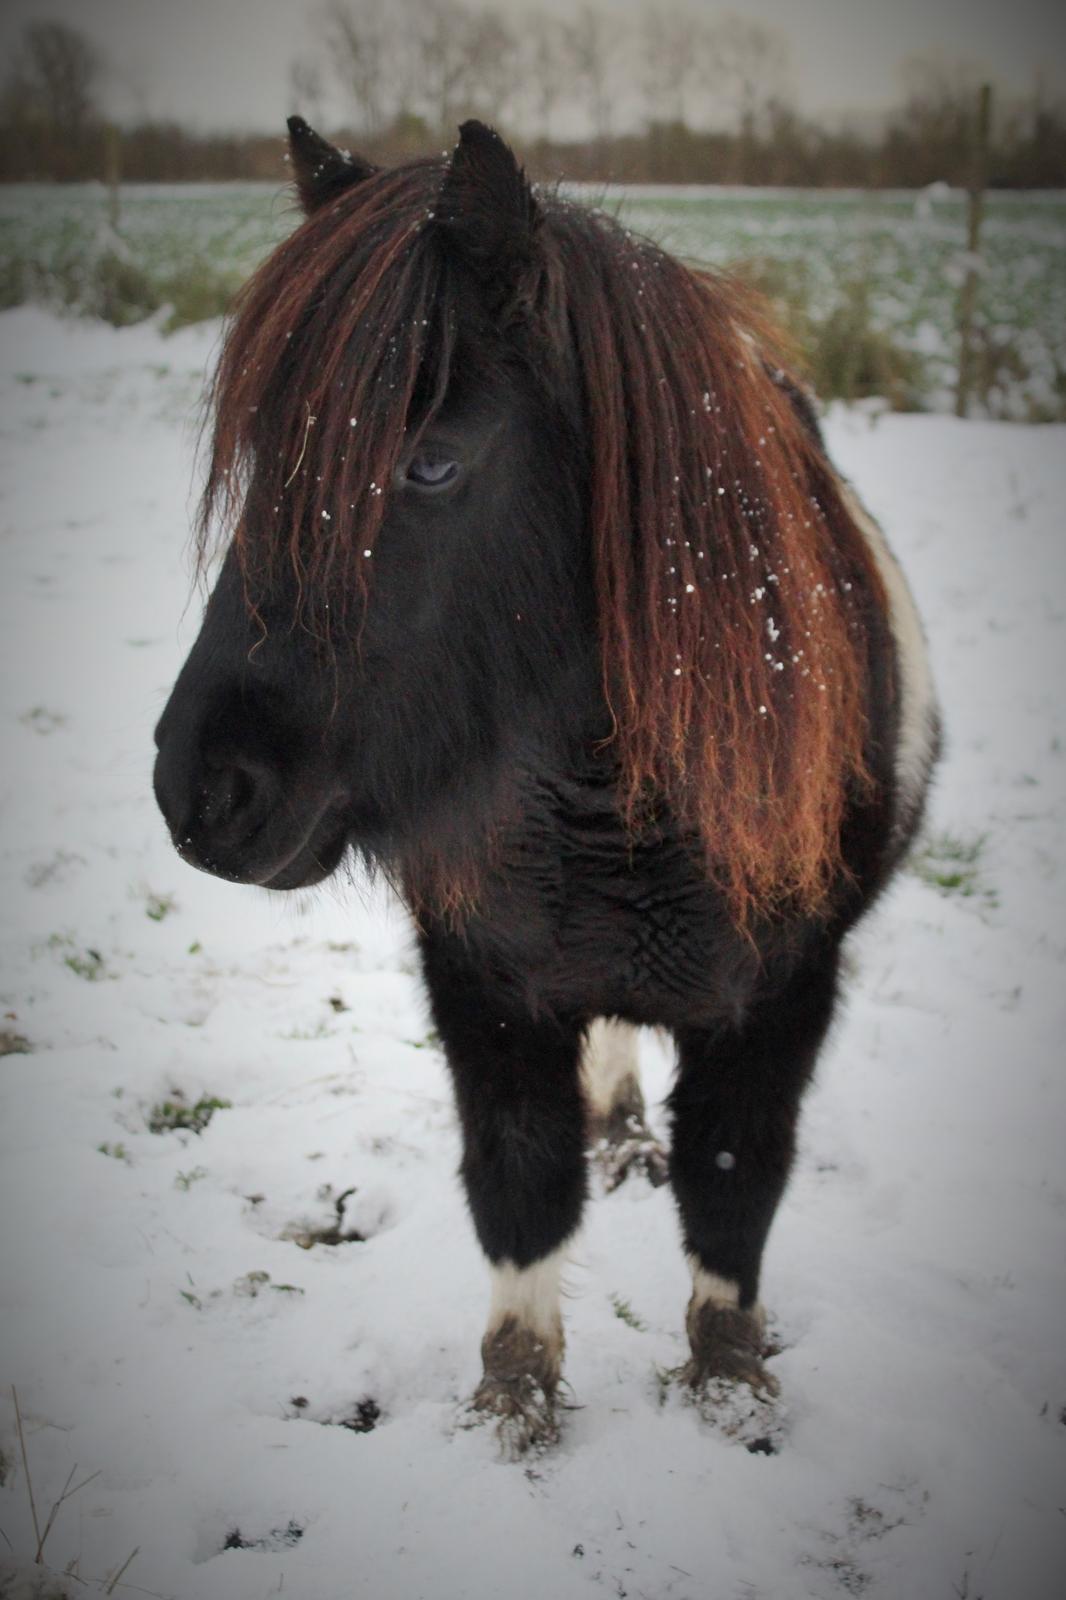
581, 1018, 641, 1120
687, 1256, 742, 1313
487, 1243, 569, 1345
842, 483, 938, 831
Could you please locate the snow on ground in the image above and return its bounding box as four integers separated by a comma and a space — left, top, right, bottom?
0, 308, 1064, 1600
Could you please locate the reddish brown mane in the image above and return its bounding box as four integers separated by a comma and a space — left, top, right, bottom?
545, 208, 888, 919
202, 169, 887, 925
200, 161, 454, 625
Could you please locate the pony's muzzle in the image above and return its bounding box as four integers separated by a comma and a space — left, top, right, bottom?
153, 695, 352, 891
153, 739, 284, 882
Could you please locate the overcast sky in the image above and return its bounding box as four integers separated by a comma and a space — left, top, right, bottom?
2, 0, 1064, 134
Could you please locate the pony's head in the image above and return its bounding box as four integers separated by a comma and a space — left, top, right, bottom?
154, 119, 881, 920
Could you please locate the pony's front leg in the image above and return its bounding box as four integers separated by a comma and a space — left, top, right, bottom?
418, 929, 587, 1455
668, 952, 841, 1402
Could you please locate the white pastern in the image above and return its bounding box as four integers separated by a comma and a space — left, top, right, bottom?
487, 1243, 569, 1348
581, 1017, 641, 1120
687, 1256, 743, 1315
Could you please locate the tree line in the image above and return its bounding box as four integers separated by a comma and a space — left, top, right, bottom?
2, 9, 1063, 187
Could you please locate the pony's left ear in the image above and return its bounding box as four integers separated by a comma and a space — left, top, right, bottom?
438, 121, 541, 316
287, 115, 376, 214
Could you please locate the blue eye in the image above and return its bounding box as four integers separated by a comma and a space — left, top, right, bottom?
405, 452, 459, 490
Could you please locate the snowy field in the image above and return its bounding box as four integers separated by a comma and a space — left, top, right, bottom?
1, 306, 1064, 1599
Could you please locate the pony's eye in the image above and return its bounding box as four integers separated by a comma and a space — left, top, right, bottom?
405, 453, 459, 490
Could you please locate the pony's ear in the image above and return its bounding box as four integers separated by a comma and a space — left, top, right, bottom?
438, 120, 541, 315
287, 115, 376, 214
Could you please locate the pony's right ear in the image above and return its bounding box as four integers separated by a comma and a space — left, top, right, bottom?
438, 121, 542, 317
287, 115, 376, 214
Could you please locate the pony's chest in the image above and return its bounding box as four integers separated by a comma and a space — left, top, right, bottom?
472, 829, 758, 1027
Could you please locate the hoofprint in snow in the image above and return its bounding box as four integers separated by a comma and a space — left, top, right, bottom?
0, 307, 1064, 1599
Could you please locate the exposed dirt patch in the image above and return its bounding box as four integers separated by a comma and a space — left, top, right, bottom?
281, 1184, 365, 1248
223, 1520, 303, 1552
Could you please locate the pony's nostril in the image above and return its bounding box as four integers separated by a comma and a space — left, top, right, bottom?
199, 759, 272, 838
201, 766, 251, 829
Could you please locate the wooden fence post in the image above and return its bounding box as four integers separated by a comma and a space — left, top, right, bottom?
104, 122, 122, 232
955, 82, 992, 418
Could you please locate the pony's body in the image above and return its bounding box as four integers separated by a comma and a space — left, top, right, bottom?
153, 119, 938, 1452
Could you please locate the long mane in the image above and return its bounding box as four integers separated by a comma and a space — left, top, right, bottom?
202, 163, 888, 924
201, 162, 456, 619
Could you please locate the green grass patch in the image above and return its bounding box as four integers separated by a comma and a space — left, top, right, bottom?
157, 262, 240, 331
807, 282, 927, 410
404, 1028, 442, 1050
1, 233, 238, 331
281, 1019, 333, 1041
731, 257, 927, 410
609, 1293, 647, 1331
45, 931, 111, 980
97, 1141, 131, 1163
652, 1363, 673, 1406
64, 947, 106, 981
909, 830, 999, 907
233, 1269, 305, 1299
145, 889, 177, 922
148, 1090, 231, 1135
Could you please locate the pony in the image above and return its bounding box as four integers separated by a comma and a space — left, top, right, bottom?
153, 117, 939, 1453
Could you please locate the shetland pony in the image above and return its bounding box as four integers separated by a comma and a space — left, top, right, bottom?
154, 118, 939, 1452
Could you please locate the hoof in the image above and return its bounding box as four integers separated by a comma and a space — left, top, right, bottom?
681, 1348, 779, 1398
469, 1373, 560, 1458
679, 1371, 786, 1454
675, 1301, 786, 1452
465, 1314, 563, 1458
684, 1301, 779, 1395
685, 1305, 777, 1395
593, 1131, 670, 1191
589, 1102, 670, 1191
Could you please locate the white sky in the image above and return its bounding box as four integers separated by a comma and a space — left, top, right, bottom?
1, 0, 1063, 134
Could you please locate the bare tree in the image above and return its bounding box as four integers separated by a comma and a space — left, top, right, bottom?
463, 8, 520, 128
639, 3, 699, 127
4, 19, 100, 136
522, 8, 569, 141
885, 52, 992, 184
703, 13, 790, 138
288, 55, 326, 127
900, 50, 987, 110
325, 0, 395, 138
405, 0, 480, 136
0, 19, 104, 180
565, 4, 618, 147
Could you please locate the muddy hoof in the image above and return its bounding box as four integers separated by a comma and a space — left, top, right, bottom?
469, 1373, 560, 1458
589, 1102, 670, 1191
675, 1301, 786, 1451
684, 1301, 779, 1396
680, 1371, 786, 1453
465, 1315, 563, 1458
594, 1133, 670, 1191
681, 1349, 779, 1397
